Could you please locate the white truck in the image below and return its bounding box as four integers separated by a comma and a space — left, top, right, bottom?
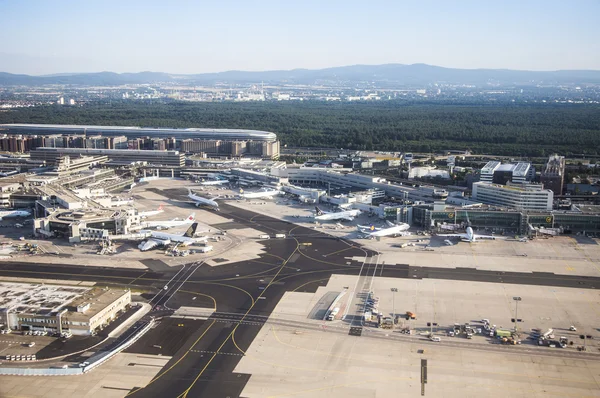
275, 233, 286, 239
326, 307, 340, 321
258, 234, 270, 239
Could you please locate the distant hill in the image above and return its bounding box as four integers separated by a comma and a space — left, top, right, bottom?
1, 64, 600, 86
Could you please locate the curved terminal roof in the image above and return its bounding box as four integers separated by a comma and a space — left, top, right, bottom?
0, 123, 277, 142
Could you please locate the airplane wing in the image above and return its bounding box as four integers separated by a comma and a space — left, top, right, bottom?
339, 215, 355, 221
386, 220, 395, 227
138, 238, 168, 251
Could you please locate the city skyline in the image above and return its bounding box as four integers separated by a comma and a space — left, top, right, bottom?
1, 0, 599, 75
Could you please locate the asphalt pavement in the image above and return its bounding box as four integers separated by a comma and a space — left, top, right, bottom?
1, 201, 600, 397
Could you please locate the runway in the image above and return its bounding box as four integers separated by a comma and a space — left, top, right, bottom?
1, 202, 600, 397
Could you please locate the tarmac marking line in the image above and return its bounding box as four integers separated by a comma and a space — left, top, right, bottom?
322, 246, 355, 257
178, 290, 217, 310
178, 239, 301, 398
190, 349, 244, 357
196, 281, 256, 306
128, 272, 147, 286
263, 252, 287, 263
125, 318, 217, 396
291, 278, 331, 293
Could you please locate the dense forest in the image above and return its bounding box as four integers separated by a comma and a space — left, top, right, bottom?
1, 101, 599, 157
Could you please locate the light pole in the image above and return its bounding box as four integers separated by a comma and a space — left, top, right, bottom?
513, 296, 522, 332
391, 288, 398, 324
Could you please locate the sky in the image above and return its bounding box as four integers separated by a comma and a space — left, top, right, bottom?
1, 0, 599, 75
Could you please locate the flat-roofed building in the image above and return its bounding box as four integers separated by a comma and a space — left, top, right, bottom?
0, 124, 280, 159
472, 181, 553, 211
0, 282, 131, 336
480, 161, 533, 185
30, 147, 185, 167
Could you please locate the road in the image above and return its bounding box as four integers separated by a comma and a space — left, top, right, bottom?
1, 203, 600, 397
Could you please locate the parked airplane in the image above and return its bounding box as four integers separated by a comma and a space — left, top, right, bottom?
357, 220, 410, 238
200, 179, 230, 186
140, 213, 195, 229
314, 206, 361, 221
138, 222, 208, 251
238, 187, 282, 199
0, 209, 31, 220
188, 188, 219, 210
437, 212, 497, 243
438, 226, 497, 243
138, 204, 164, 218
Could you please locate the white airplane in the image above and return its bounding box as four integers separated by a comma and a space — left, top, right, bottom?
0, 209, 31, 220
357, 220, 411, 238
138, 222, 208, 251
437, 211, 497, 243
138, 204, 164, 218
314, 206, 361, 221
200, 179, 230, 186
238, 187, 282, 199
188, 188, 219, 210
438, 226, 497, 243
140, 213, 195, 229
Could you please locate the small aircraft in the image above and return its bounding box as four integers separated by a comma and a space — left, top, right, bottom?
314, 206, 361, 221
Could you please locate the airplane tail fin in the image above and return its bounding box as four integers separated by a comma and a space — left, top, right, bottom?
315, 206, 324, 216
184, 222, 198, 238
187, 213, 195, 222
158, 204, 164, 211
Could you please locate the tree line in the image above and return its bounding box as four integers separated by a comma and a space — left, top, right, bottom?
1, 100, 599, 157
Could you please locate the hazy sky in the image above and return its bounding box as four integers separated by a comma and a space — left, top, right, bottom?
1, 0, 599, 74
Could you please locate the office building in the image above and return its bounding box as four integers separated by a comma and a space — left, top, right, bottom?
472, 182, 553, 211
30, 147, 185, 167
0, 282, 131, 336
541, 154, 565, 196
480, 161, 534, 184
0, 124, 280, 159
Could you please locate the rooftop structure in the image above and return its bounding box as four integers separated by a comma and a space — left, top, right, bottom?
0, 124, 277, 142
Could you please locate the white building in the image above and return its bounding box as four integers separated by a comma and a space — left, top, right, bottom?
408, 166, 450, 180
472, 182, 553, 211
480, 161, 533, 184
271, 167, 435, 202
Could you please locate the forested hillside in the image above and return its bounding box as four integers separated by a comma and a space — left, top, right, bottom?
1, 101, 599, 156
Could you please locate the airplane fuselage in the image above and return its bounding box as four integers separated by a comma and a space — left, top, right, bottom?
189, 192, 219, 210
315, 209, 361, 221
366, 223, 410, 237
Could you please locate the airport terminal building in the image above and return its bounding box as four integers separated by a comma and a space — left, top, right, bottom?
0, 124, 280, 159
